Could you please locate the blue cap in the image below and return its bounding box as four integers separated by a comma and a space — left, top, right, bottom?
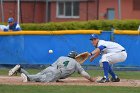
8, 17, 14, 23
90, 34, 98, 40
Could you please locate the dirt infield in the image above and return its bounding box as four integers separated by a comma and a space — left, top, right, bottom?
0, 76, 140, 87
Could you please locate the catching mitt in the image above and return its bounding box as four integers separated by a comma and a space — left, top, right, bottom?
75, 52, 90, 64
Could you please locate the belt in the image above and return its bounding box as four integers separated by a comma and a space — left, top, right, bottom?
121, 50, 125, 52
115, 50, 125, 53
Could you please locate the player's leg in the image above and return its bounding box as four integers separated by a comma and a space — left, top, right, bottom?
40, 66, 61, 82
100, 63, 120, 82
21, 73, 42, 82
108, 65, 120, 82
26, 72, 58, 82
98, 53, 120, 83
8, 64, 21, 76
19, 68, 29, 75
9, 65, 29, 76
21, 73, 28, 82
108, 65, 116, 78
109, 52, 127, 64
40, 67, 61, 82
98, 61, 110, 83
98, 54, 112, 83
107, 53, 124, 82
24, 74, 41, 82
21, 67, 61, 82
20, 69, 46, 82
21, 71, 47, 82
107, 52, 127, 82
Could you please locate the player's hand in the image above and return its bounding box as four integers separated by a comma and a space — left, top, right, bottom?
89, 77, 96, 82
90, 57, 94, 62
88, 53, 92, 56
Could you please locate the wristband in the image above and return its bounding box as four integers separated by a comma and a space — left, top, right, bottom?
90, 52, 93, 56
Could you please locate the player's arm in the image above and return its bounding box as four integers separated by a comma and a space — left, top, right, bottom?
76, 62, 95, 82
80, 71, 95, 82
3, 28, 9, 31
1, 25, 9, 32
14, 24, 21, 31
90, 45, 106, 62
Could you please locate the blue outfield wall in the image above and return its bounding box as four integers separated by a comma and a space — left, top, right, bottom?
0, 32, 140, 66
114, 34, 140, 66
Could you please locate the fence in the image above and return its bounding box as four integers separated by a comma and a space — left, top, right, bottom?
0, 30, 140, 67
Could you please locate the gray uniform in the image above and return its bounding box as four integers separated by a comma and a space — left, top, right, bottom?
20, 56, 90, 82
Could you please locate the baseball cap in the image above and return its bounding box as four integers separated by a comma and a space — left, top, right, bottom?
90, 34, 99, 40
8, 17, 14, 23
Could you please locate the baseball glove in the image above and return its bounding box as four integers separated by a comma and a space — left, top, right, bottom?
75, 52, 90, 64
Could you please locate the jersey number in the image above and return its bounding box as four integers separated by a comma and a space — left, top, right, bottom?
63, 61, 69, 67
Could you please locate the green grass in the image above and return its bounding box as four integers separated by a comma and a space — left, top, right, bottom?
116, 71, 140, 79
0, 68, 140, 80
0, 69, 140, 93
72, 70, 140, 80
0, 84, 139, 93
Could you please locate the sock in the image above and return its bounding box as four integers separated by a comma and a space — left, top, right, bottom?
108, 65, 116, 79
103, 62, 109, 80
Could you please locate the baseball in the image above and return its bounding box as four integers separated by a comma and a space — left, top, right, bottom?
49, 50, 53, 53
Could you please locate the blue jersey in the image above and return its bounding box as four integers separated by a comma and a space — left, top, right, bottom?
4, 22, 21, 31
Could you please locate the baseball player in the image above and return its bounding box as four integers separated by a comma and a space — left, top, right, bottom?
4, 17, 21, 31
0, 25, 8, 31
9, 51, 95, 82
89, 34, 127, 83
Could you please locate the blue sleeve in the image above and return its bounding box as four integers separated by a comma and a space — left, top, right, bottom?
13, 27, 21, 31
98, 45, 106, 51
3, 28, 9, 32
11, 22, 21, 31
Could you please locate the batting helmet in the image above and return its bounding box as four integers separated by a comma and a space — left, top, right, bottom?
90, 34, 98, 40
8, 17, 14, 23
68, 51, 78, 59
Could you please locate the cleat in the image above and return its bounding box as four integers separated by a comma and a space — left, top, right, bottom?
111, 77, 120, 82
8, 65, 21, 76
97, 77, 110, 83
21, 73, 28, 82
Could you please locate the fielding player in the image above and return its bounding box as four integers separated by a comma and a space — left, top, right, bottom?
89, 34, 127, 83
9, 51, 95, 82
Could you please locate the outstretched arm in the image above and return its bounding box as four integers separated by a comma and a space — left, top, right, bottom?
76, 62, 95, 82
89, 48, 100, 62
90, 45, 106, 62
80, 71, 95, 82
